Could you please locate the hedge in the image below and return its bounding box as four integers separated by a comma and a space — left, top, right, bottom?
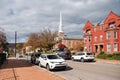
97, 52, 120, 60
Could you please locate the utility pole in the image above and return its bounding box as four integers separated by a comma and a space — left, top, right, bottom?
15, 31, 17, 57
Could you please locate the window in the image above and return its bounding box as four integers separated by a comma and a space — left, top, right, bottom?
107, 43, 111, 52
94, 27, 96, 32
86, 29, 91, 34
106, 32, 110, 39
41, 55, 46, 58
100, 35, 103, 41
89, 46, 92, 52
109, 21, 116, 28
68, 41, 71, 47
89, 36, 91, 42
114, 43, 118, 52
114, 31, 117, 39
94, 36, 97, 42
84, 38, 87, 42
100, 25, 103, 30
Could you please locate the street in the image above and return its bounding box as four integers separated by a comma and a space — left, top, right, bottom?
53, 60, 120, 80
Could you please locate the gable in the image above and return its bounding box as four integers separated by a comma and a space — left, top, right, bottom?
104, 11, 120, 24
83, 20, 93, 31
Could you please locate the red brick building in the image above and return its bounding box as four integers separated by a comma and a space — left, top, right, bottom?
83, 11, 120, 54
61, 37, 83, 50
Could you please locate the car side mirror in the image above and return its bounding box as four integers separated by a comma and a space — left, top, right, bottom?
43, 58, 47, 60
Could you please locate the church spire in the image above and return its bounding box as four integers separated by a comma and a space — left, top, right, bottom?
59, 11, 63, 33
58, 11, 64, 38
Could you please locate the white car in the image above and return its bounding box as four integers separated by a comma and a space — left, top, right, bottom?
38, 54, 67, 70
72, 52, 94, 62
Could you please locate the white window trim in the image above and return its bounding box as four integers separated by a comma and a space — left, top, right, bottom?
94, 36, 97, 42
107, 43, 111, 52
100, 35, 103, 41
100, 25, 103, 30
114, 31, 117, 39
106, 32, 110, 39
94, 27, 96, 32
114, 43, 118, 52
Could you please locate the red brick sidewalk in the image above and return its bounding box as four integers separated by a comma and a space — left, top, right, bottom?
0, 57, 65, 80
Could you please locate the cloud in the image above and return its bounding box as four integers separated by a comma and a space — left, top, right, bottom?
0, 0, 120, 43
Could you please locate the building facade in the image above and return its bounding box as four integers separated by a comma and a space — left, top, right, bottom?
61, 37, 83, 50
83, 11, 120, 54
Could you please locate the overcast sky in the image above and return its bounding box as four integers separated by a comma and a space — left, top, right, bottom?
0, 0, 120, 43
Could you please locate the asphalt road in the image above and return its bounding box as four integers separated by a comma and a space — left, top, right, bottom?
53, 60, 120, 80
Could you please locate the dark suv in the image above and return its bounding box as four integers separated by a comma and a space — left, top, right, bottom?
31, 53, 41, 64
57, 51, 71, 60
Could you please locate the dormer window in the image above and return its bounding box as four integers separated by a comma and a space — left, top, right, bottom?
108, 21, 116, 28
86, 29, 91, 34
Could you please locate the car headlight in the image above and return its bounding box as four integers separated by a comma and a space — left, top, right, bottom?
50, 62, 57, 64
62, 61, 66, 64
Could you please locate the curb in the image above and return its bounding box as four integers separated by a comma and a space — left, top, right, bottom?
35, 64, 66, 80
95, 59, 120, 65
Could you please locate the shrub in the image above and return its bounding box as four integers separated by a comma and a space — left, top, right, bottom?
0, 53, 6, 66
97, 53, 107, 59
99, 51, 104, 55
113, 52, 120, 60
106, 54, 114, 60
97, 52, 120, 60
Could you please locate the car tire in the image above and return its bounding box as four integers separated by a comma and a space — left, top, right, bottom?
71, 57, 74, 61
46, 64, 51, 71
81, 58, 84, 62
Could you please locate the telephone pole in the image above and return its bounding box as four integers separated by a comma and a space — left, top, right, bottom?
15, 31, 17, 56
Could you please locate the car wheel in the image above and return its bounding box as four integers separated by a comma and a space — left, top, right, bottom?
81, 58, 84, 62
71, 57, 74, 61
31, 59, 33, 63
46, 64, 51, 71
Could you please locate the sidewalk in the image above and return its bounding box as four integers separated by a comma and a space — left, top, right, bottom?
0, 57, 65, 80
95, 58, 120, 65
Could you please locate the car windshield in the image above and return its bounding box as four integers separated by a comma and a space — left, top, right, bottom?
47, 55, 60, 59
35, 54, 41, 58
31, 53, 41, 58
87, 53, 93, 55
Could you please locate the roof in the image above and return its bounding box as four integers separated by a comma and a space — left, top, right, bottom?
8, 43, 24, 49
63, 35, 83, 40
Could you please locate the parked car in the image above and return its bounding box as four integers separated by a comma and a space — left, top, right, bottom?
57, 51, 71, 60
38, 54, 67, 70
71, 52, 94, 62
16, 53, 23, 58
31, 53, 41, 64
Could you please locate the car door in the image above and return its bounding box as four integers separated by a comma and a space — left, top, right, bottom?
75, 53, 81, 60
40, 55, 47, 67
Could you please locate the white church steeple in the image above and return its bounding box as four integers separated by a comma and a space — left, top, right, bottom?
58, 11, 64, 37
59, 11, 63, 33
